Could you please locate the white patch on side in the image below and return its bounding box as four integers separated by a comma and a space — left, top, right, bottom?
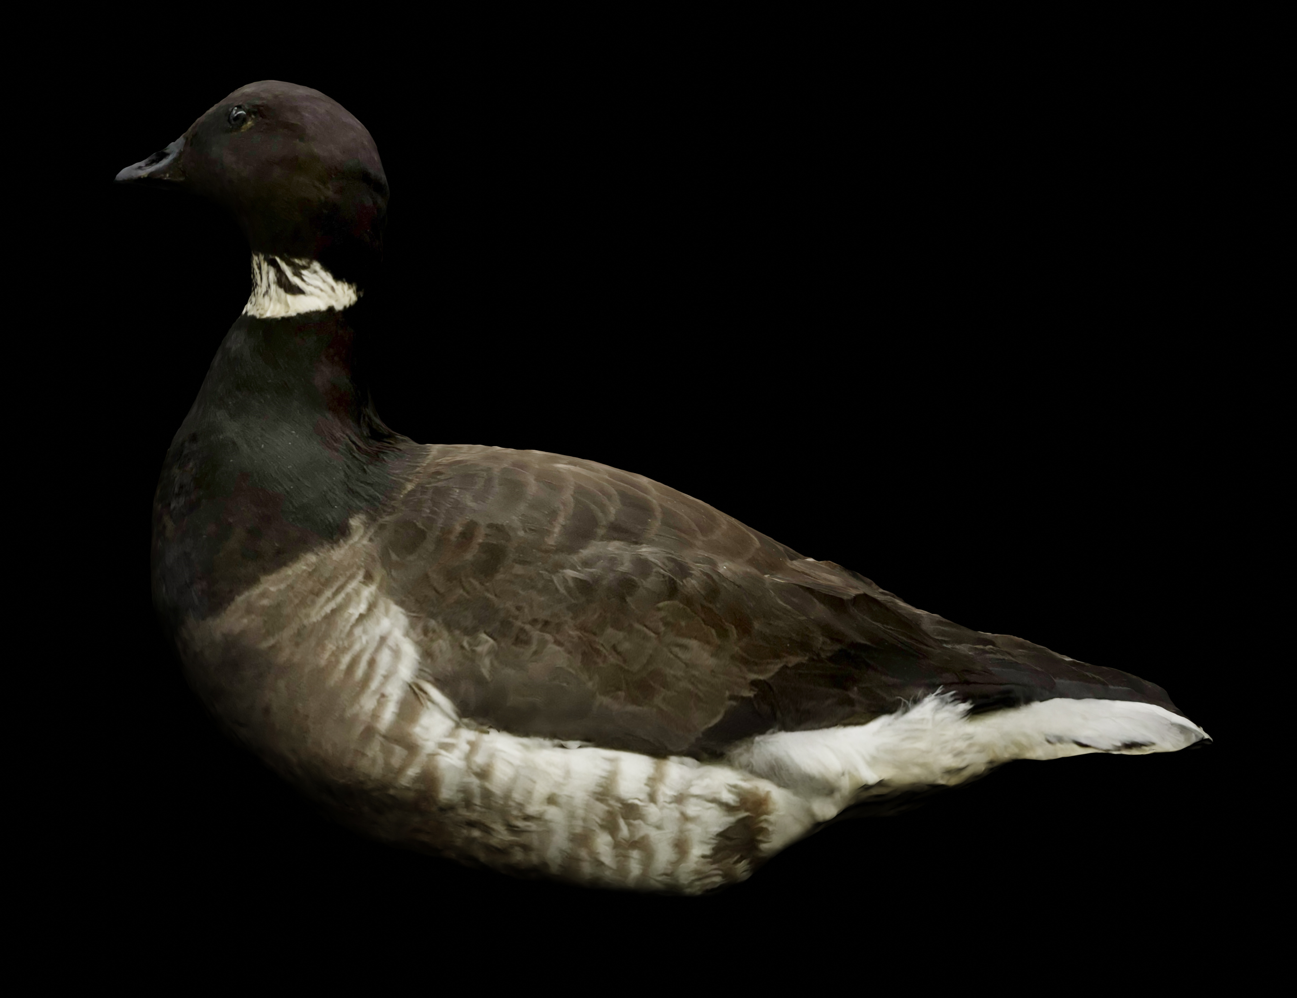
725, 692, 1208, 819
243, 253, 359, 318
183, 519, 816, 895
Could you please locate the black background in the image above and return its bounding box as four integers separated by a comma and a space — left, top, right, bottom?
56, 13, 1248, 982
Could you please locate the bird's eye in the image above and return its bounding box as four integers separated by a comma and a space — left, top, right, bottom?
228, 105, 248, 127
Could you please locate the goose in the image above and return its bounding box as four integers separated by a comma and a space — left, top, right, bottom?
119, 80, 1209, 894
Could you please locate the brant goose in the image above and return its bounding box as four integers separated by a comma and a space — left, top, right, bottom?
120, 81, 1208, 894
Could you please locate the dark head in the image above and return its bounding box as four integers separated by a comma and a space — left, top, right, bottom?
116, 81, 388, 289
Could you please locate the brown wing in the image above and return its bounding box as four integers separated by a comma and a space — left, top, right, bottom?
372, 444, 1182, 757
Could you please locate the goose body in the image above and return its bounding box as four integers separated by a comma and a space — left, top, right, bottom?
122, 81, 1208, 894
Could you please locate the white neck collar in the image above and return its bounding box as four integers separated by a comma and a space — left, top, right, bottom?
243, 253, 360, 319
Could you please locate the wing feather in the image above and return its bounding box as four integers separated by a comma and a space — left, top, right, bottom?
370, 444, 1182, 756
